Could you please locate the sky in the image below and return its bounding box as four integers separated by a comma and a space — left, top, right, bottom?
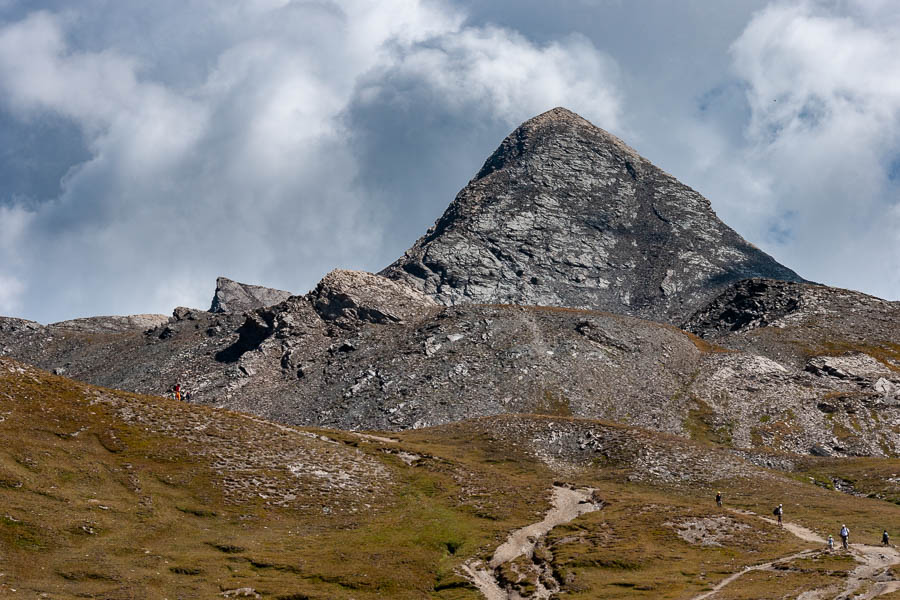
0, 0, 898, 323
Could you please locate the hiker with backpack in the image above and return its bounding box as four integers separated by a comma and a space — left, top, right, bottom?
883, 529, 890, 546
774, 504, 783, 527
716, 491, 722, 508
840, 524, 850, 549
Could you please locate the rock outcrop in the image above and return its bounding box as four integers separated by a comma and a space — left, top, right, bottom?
382, 107, 805, 325
209, 277, 292, 314
308, 269, 438, 326
51, 314, 170, 333
683, 278, 810, 336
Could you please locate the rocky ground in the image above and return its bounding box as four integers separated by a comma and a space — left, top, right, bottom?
1, 268, 897, 458
2, 109, 896, 458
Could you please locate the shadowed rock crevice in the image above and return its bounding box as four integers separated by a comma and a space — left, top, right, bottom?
215, 311, 276, 363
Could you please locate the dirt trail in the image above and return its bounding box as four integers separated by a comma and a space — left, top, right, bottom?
753, 512, 824, 543
462, 485, 602, 600
691, 510, 900, 600
795, 542, 900, 600
238, 412, 332, 441
840, 543, 900, 599
691, 549, 818, 600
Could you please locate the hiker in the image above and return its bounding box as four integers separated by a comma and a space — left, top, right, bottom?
883, 530, 890, 546
774, 504, 783, 527
716, 491, 722, 507
840, 524, 850, 550
174, 383, 181, 402
827, 535, 834, 550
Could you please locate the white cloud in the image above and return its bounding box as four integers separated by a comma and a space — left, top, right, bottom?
361, 26, 621, 130
0, 274, 25, 314
0, 203, 32, 253
734, 2, 900, 154
0, 204, 31, 314
0, 1, 623, 322
723, 0, 900, 297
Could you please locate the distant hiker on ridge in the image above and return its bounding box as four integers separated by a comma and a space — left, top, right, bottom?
840, 524, 850, 550
174, 383, 181, 402
716, 491, 722, 508
774, 504, 783, 527
883, 529, 890, 546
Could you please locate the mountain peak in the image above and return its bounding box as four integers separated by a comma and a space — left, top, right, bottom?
382, 110, 804, 325
474, 107, 639, 182
524, 106, 591, 126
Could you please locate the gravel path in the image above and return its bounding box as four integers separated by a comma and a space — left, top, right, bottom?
462, 485, 602, 600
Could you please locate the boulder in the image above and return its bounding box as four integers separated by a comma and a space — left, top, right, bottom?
805, 353, 892, 382
209, 277, 292, 314
308, 269, 437, 325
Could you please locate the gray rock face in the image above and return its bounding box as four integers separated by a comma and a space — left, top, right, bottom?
2, 273, 900, 457
0, 317, 42, 333
805, 353, 892, 382
51, 314, 170, 333
683, 278, 809, 336
209, 277, 292, 314
684, 278, 899, 355
381, 107, 805, 325
309, 269, 437, 326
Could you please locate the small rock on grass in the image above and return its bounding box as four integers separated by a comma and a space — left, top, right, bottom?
222, 588, 260, 598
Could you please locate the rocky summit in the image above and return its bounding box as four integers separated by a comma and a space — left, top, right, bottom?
382, 107, 804, 325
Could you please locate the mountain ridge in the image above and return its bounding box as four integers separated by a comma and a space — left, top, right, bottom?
0, 108, 896, 460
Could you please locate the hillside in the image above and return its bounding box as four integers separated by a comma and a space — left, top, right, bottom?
1, 269, 898, 457
4, 359, 900, 598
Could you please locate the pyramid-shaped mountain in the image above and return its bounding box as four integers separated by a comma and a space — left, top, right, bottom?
381, 107, 805, 325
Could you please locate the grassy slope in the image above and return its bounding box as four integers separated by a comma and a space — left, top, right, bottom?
3, 358, 900, 599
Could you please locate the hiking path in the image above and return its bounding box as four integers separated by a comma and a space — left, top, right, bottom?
690, 509, 900, 600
